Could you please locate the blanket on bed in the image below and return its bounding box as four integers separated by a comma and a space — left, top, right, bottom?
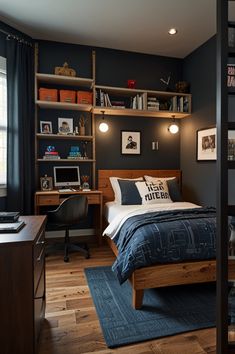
112, 207, 216, 284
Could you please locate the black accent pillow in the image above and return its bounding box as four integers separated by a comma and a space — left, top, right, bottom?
167, 178, 183, 202
117, 179, 142, 205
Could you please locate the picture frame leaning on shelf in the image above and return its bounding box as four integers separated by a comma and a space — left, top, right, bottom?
40, 121, 52, 134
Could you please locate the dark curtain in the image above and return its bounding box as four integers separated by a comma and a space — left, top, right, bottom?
6, 36, 34, 214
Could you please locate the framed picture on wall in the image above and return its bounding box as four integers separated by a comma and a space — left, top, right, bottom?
121, 131, 141, 155
196, 127, 216, 161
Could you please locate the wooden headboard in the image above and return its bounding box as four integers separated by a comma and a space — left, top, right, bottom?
98, 169, 182, 204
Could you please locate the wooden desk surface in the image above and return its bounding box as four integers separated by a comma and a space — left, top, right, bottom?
0, 215, 47, 245
35, 189, 102, 196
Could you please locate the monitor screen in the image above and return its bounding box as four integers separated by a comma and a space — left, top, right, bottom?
53, 166, 80, 187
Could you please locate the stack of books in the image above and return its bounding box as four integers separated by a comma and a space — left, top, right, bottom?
67, 146, 82, 159
131, 94, 146, 110
147, 97, 159, 111
0, 212, 25, 233
43, 146, 60, 160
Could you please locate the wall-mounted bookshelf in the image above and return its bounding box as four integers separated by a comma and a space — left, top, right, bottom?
94, 84, 191, 119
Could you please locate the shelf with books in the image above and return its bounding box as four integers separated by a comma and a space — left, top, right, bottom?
35, 47, 96, 189
94, 84, 191, 119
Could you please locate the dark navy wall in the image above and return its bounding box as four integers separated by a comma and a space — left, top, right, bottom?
38, 40, 182, 181
181, 36, 216, 206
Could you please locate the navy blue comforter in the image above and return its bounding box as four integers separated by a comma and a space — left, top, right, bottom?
112, 207, 216, 284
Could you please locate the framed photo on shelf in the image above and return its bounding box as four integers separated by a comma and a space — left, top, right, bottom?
196, 127, 216, 161
58, 117, 73, 134
40, 175, 53, 191
40, 121, 52, 134
121, 131, 141, 155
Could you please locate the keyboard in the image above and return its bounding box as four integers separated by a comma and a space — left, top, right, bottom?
58, 188, 73, 192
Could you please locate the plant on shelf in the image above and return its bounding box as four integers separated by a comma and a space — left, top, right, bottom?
79, 114, 87, 135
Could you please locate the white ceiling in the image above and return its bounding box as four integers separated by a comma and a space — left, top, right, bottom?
0, 0, 233, 58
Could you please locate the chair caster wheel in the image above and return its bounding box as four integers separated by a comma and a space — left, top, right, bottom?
64, 257, 69, 262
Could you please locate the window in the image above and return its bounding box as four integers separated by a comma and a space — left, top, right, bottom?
0, 56, 7, 196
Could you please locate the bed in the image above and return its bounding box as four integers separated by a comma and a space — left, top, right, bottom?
98, 169, 234, 309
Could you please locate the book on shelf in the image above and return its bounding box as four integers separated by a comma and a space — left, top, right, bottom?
131, 94, 145, 110
43, 155, 61, 160
44, 151, 59, 155
179, 96, 184, 112
183, 97, 189, 112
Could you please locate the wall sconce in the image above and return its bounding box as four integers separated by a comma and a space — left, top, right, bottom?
99, 110, 109, 133
168, 116, 179, 134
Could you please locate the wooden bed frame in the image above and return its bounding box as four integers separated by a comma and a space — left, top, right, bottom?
98, 169, 234, 309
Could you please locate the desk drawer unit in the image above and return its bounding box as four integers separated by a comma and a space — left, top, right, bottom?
87, 194, 101, 204
34, 227, 45, 293
38, 194, 59, 206
0, 216, 46, 354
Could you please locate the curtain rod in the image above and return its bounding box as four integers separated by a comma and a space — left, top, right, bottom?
0, 28, 10, 36
0, 27, 33, 46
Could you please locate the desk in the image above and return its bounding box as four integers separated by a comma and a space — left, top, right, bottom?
34, 190, 103, 245
0, 215, 47, 354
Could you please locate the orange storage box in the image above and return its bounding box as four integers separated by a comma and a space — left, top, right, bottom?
59, 90, 76, 103
77, 91, 93, 104
39, 88, 58, 102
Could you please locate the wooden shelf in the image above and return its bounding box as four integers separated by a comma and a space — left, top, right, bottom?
94, 84, 191, 118
36, 73, 94, 88
36, 100, 92, 111
95, 84, 191, 97
36, 133, 93, 141
93, 106, 190, 119
37, 159, 95, 163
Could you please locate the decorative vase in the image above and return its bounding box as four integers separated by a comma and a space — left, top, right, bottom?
79, 126, 85, 136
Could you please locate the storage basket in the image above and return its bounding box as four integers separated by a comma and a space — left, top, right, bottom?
77, 91, 93, 104
59, 90, 76, 103
39, 88, 58, 102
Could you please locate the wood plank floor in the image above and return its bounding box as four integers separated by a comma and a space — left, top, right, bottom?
39, 244, 216, 354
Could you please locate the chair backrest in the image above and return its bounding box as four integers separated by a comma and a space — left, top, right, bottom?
49, 195, 88, 226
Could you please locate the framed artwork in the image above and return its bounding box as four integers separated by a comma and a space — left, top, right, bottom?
121, 131, 141, 155
228, 130, 235, 161
196, 127, 216, 161
40, 175, 53, 191
58, 117, 73, 134
40, 121, 52, 134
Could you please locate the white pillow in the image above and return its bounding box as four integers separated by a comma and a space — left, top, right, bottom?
144, 175, 175, 183
135, 180, 172, 204
109, 177, 143, 203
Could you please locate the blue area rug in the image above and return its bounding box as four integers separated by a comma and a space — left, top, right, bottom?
84, 266, 215, 348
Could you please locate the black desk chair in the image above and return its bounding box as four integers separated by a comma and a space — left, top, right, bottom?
46, 195, 90, 262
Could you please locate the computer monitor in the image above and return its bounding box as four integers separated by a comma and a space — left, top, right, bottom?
53, 166, 80, 187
